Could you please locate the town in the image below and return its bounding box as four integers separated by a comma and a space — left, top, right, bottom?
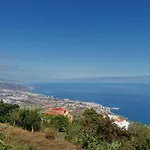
0, 87, 130, 130
0, 88, 112, 114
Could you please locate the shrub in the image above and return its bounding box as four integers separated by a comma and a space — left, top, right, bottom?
0, 133, 12, 150
26, 145, 37, 150
44, 128, 56, 140
109, 141, 122, 150
0, 101, 19, 123
42, 115, 69, 132
66, 120, 82, 141
16, 109, 41, 132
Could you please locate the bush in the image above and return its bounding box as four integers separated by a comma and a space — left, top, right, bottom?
26, 145, 37, 150
66, 109, 138, 150
42, 115, 69, 132
0, 101, 19, 123
44, 128, 56, 140
16, 109, 41, 132
66, 119, 82, 141
0, 133, 12, 150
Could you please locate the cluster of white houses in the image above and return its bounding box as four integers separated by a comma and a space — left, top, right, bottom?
107, 114, 130, 130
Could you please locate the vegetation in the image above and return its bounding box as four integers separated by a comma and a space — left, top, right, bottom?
1, 101, 150, 149
0, 100, 19, 123
44, 128, 56, 140
0, 132, 37, 150
0, 123, 78, 150
41, 114, 69, 132
15, 109, 41, 132
0, 133, 12, 150
65, 109, 150, 150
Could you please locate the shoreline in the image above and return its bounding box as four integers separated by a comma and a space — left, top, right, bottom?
0, 87, 114, 116
30, 89, 115, 115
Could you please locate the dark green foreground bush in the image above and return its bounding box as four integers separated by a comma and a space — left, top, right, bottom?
66, 109, 150, 150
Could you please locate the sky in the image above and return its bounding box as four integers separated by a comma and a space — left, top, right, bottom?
0, 0, 150, 82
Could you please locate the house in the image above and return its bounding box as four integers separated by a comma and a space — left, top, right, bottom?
108, 114, 130, 130
44, 107, 73, 122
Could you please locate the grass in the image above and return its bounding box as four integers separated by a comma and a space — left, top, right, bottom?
0, 123, 82, 150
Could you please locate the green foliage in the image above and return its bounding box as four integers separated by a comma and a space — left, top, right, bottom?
109, 141, 122, 150
51, 115, 69, 132
0, 100, 19, 123
25, 145, 37, 150
82, 108, 131, 143
10, 110, 19, 126
0, 133, 12, 150
0, 140, 12, 150
66, 119, 82, 142
127, 122, 150, 150
16, 109, 41, 132
15, 145, 37, 150
66, 108, 150, 150
41, 114, 69, 132
0, 101, 41, 132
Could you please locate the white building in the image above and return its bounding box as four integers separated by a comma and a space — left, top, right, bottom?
108, 114, 130, 130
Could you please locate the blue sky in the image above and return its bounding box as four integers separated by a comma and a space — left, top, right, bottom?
0, 0, 150, 82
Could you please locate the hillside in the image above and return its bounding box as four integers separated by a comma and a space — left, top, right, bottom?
1, 100, 150, 150
0, 81, 31, 91
0, 123, 81, 150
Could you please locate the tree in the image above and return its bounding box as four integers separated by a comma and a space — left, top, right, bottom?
27, 109, 41, 132
10, 110, 19, 126
50, 115, 69, 132
16, 109, 41, 132
0, 101, 19, 123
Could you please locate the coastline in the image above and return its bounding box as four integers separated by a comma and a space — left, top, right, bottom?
0, 87, 114, 116
30, 86, 114, 115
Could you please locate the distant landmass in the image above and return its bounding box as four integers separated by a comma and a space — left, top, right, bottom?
62, 76, 150, 83
0, 79, 31, 91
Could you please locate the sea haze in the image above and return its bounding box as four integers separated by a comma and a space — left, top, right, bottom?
31, 82, 150, 125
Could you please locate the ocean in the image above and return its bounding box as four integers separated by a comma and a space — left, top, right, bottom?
31, 82, 150, 125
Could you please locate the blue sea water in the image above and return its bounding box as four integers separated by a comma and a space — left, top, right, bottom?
31, 82, 150, 125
